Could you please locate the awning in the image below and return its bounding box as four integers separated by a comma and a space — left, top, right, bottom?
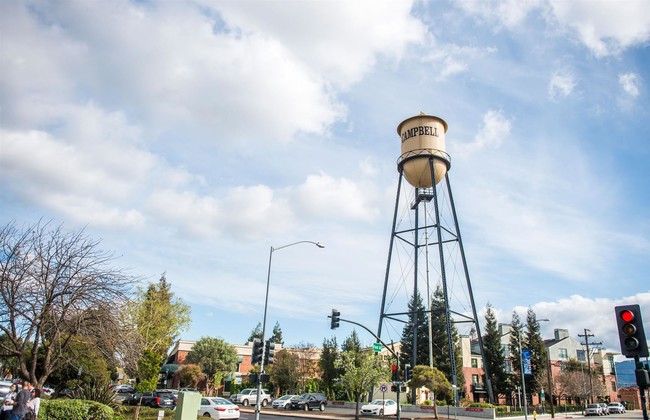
159, 364, 181, 374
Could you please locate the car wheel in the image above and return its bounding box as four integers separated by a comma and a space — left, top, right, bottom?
262, 399, 268, 407
304, 404, 309, 411
320, 403, 325, 411
242, 399, 249, 406
203, 413, 211, 417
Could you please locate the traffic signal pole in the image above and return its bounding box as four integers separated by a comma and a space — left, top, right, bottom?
329, 313, 402, 420
635, 355, 649, 420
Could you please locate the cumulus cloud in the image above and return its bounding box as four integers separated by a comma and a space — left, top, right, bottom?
424, 44, 497, 79
548, 0, 650, 57
548, 69, 576, 100
456, 0, 650, 57
458, 110, 512, 153
619, 72, 641, 97
455, 0, 543, 29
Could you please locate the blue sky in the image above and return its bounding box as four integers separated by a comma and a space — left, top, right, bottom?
1, 0, 649, 357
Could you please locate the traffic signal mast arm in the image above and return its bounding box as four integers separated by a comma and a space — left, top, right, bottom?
327, 311, 398, 360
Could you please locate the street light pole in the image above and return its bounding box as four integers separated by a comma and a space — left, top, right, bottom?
254, 241, 324, 420
518, 331, 529, 420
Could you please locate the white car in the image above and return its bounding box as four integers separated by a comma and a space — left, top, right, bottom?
360, 399, 398, 416
607, 402, 625, 414
199, 397, 240, 419
585, 403, 604, 416
272, 394, 296, 409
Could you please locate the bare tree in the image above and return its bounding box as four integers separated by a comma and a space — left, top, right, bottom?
0, 220, 136, 387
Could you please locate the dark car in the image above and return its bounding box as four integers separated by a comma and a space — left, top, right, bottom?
123, 391, 177, 409
288, 392, 327, 411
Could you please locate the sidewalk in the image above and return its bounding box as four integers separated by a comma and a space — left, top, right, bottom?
240, 407, 586, 420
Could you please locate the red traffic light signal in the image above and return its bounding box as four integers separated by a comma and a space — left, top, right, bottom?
391, 364, 399, 382
615, 304, 649, 358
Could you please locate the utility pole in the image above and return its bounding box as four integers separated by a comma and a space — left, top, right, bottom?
578, 329, 601, 404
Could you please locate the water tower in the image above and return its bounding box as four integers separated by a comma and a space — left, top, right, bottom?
376, 113, 494, 404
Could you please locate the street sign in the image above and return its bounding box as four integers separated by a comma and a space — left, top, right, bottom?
373, 343, 382, 352
380, 384, 388, 392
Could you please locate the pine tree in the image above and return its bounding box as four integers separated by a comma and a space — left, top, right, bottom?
525, 307, 546, 394
399, 290, 429, 369
429, 286, 464, 390
319, 336, 339, 399
342, 330, 362, 353
247, 322, 262, 343
509, 311, 524, 389
271, 321, 284, 345
483, 303, 508, 400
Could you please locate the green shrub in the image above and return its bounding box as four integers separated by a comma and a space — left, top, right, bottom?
42, 398, 114, 419
74, 381, 119, 410
468, 402, 494, 408
422, 399, 433, 406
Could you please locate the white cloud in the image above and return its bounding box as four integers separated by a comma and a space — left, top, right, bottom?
456, 0, 650, 57
458, 110, 512, 153
548, 0, 650, 57
619, 72, 641, 97
456, 0, 543, 29
424, 44, 497, 79
531, 292, 650, 352
548, 69, 576, 100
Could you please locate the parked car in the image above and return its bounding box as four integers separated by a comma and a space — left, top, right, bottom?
229, 388, 270, 406
113, 384, 135, 393
271, 394, 296, 409
607, 402, 626, 414
585, 403, 604, 416
0, 379, 14, 398
288, 392, 327, 411
598, 403, 610, 415
199, 397, 240, 419
123, 390, 177, 409
360, 399, 398, 416
41, 386, 55, 396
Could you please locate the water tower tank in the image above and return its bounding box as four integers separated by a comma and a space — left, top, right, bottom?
397, 113, 450, 188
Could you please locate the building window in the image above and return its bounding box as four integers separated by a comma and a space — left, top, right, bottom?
576, 349, 586, 362
471, 358, 478, 368
611, 381, 617, 391
558, 348, 568, 360
472, 374, 479, 384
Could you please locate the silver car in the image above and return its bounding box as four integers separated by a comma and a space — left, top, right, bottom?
271, 394, 296, 409
607, 402, 625, 414
585, 404, 603, 416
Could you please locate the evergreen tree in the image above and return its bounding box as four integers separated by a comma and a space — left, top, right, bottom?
132, 273, 191, 384
342, 330, 362, 353
429, 286, 465, 391
483, 303, 508, 400
319, 336, 339, 399
399, 290, 429, 369
508, 311, 524, 389
524, 307, 546, 395
247, 322, 262, 343
271, 322, 284, 345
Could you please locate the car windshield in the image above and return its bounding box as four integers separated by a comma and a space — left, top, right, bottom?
278, 395, 292, 400
370, 400, 386, 405
587, 404, 599, 408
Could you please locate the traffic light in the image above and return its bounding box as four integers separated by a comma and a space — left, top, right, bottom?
264, 340, 275, 365
330, 309, 340, 329
391, 364, 399, 382
252, 338, 264, 365
404, 364, 412, 382
615, 304, 649, 358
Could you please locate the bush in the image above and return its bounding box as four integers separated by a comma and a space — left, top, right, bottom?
468, 402, 494, 408
421, 399, 433, 406
42, 398, 114, 420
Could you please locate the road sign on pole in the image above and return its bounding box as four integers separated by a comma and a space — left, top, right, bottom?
380, 384, 388, 392
373, 343, 382, 352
